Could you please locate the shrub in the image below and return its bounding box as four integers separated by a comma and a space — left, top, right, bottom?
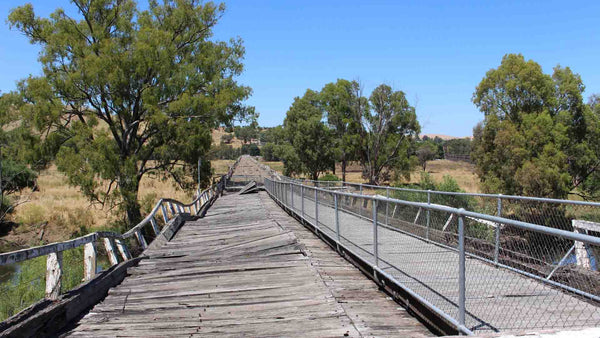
318, 173, 340, 181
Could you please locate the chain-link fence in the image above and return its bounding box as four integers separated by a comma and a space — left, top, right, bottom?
265, 178, 600, 335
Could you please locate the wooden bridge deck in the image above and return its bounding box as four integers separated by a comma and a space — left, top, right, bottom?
64, 191, 431, 337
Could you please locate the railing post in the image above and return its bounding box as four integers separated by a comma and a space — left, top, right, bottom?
150, 217, 160, 236
494, 194, 502, 264
84, 241, 97, 281
335, 194, 340, 243
45, 251, 63, 300
291, 183, 294, 210
426, 190, 431, 240
161, 204, 169, 223
315, 187, 318, 227
301, 185, 305, 219
385, 187, 389, 225
359, 184, 363, 195
285, 182, 289, 206
373, 199, 378, 267
135, 230, 148, 250
115, 238, 132, 260
103, 238, 119, 266
458, 211, 466, 329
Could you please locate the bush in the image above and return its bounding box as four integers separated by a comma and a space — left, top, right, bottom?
261, 143, 280, 161
241, 143, 260, 156
318, 173, 340, 181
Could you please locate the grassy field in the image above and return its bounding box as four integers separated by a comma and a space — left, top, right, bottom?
258, 159, 480, 192
3, 167, 193, 250
409, 160, 480, 193
211, 128, 244, 149
211, 159, 236, 176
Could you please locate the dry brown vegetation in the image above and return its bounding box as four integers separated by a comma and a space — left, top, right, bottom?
1, 158, 476, 251
260, 158, 480, 192
211, 159, 236, 176
408, 160, 480, 193
211, 127, 244, 148
2, 166, 192, 250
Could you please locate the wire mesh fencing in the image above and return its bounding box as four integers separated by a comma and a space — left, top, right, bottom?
265, 179, 600, 335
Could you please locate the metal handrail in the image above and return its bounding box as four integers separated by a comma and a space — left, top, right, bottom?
290, 177, 600, 207
264, 177, 600, 335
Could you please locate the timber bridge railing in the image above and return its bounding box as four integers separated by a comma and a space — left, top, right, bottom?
0, 159, 239, 326
247, 156, 600, 335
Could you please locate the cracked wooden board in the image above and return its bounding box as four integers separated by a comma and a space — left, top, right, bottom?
63, 180, 431, 337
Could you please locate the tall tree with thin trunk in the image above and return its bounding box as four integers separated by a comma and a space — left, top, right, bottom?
321, 79, 365, 182
9, 0, 254, 225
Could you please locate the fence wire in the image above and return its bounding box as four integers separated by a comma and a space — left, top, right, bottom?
266, 178, 600, 334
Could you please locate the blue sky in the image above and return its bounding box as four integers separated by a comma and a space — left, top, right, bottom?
1, 1, 599, 137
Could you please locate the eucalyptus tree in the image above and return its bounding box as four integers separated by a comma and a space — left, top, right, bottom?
321, 79, 365, 182
282, 90, 335, 180
472, 54, 599, 198
9, 0, 254, 225
359, 85, 420, 185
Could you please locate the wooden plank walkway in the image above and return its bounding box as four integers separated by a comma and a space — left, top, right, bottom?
281, 187, 600, 334
64, 189, 431, 336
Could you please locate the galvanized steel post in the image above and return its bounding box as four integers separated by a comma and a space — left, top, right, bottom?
494, 194, 502, 264
373, 199, 378, 267
426, 190, 431, 240
315, 188, 319, 226
385, 187, 389, 225
301, 185, 305, 219
458, 211, 466, 329
291, 183, 294, 210
334, 193, 340, 243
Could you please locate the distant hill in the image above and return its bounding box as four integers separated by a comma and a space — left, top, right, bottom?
421, 133, 472, 140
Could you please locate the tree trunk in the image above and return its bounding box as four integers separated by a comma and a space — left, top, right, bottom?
312, 172, 319, 181
332, 162, 336, 175
119, 175, 142, 226
342, 159, 347, 183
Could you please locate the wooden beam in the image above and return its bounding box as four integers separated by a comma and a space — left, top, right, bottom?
103, 238, 119, 266
150, 217, 160, 236
84, 242, 97, 281
135, 230, 148, 250
115, 239, 131, 261
45, 252, 62, 300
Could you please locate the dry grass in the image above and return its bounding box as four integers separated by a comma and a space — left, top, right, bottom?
257, 159, 480, 192
212, 127, 244, 149
211, 159, 235, 176
5, 166, 192, 248
409, 160, 480, 193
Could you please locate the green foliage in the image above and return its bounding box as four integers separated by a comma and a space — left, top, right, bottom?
419, 172, 436, 190
210, 144, 241, 160
9, 0, 255, 225
220, 133, 234, 144
443, 138, 471, 157
472, 54, 600, 199
318, 173, 340, 181
278, 81, 420, 183
0, 247, 87, 321
0, 160, 37, 196
321, 79, 364, 181
360, 84, 420, 184
260, 143, 280, 161
234, 123, 259, 144
416, 142, 437, 170
282, 90, 335, 180
241, 143, 260, 156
